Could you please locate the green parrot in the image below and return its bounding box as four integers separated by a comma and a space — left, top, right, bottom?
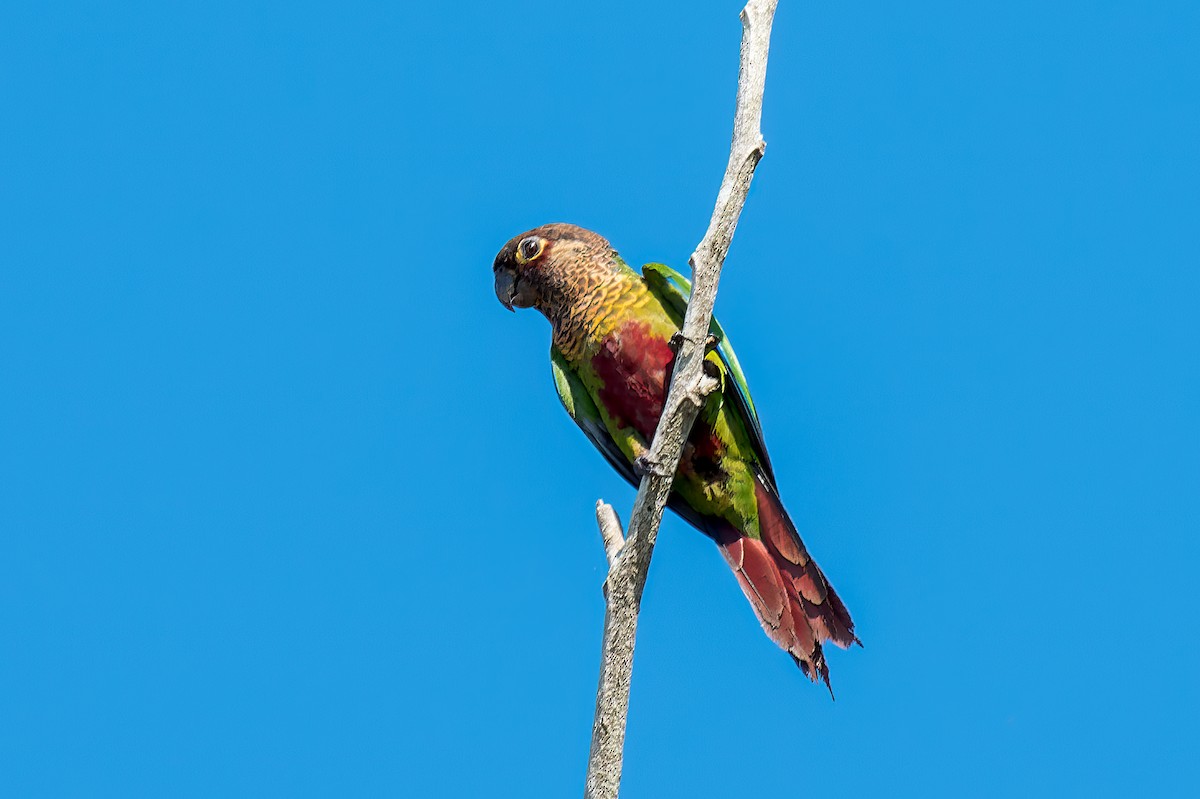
494, 223, 858, 690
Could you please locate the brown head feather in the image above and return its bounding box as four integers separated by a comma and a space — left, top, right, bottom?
493, 223, 641, 358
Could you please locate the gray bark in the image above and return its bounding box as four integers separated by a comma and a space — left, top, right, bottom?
583, 2, 779, 797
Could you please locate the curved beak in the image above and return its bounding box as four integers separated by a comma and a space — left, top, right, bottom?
494, 267, 517, 312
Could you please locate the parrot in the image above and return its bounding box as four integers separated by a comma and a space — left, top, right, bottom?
493, 223, 858, 691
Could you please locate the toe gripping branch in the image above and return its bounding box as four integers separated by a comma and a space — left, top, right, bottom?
668, 331, 721, 355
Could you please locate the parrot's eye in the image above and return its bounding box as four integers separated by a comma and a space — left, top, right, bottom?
516, 236, 544, 264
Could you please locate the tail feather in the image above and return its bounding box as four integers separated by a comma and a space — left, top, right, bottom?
715, 530, 818, 672
754, 471, 858, 650
706, 471, 857, 693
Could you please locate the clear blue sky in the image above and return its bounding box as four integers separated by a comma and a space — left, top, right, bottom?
2, 1, 1197, 796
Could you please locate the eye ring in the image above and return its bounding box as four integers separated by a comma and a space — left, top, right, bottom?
516, 236, 544, 263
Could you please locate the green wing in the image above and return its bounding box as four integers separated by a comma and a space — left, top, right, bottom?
550, 345, 638, 488
642, 262, 777, 484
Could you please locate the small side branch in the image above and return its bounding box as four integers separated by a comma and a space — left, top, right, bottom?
595, 501, 625, 567
583, 3, 779, 798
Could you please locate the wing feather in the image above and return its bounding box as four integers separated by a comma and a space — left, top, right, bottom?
550, 345, 638, 487
641, 262, 777, 485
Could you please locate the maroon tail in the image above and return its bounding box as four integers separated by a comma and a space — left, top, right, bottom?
710, 472, 857, 693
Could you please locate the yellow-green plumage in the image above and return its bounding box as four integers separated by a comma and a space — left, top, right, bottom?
495, 223, 858, 691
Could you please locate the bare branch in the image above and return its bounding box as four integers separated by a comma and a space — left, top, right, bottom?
584, 3, 779, 797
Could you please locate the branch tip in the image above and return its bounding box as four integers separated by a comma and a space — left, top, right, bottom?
595, 500, 626, 566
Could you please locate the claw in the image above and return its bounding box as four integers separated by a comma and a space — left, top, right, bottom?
668, 332, 721, 355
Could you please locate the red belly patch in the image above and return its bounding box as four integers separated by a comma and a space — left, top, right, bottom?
591, 320, 675, 440
592, 319, 729, 482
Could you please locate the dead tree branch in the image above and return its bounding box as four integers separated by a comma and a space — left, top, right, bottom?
583, 2, 779, 797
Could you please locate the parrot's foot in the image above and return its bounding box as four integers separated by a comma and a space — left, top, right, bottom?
633, 452, 670, 479
668, 331, 721, 355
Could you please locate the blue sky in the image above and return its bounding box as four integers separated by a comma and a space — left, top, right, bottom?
2, 1, 1197, 796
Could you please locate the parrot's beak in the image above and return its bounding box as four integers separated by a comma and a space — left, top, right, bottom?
494, 267, 517, 312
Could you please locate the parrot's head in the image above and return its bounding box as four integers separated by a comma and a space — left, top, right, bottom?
493, 223, 615, 316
